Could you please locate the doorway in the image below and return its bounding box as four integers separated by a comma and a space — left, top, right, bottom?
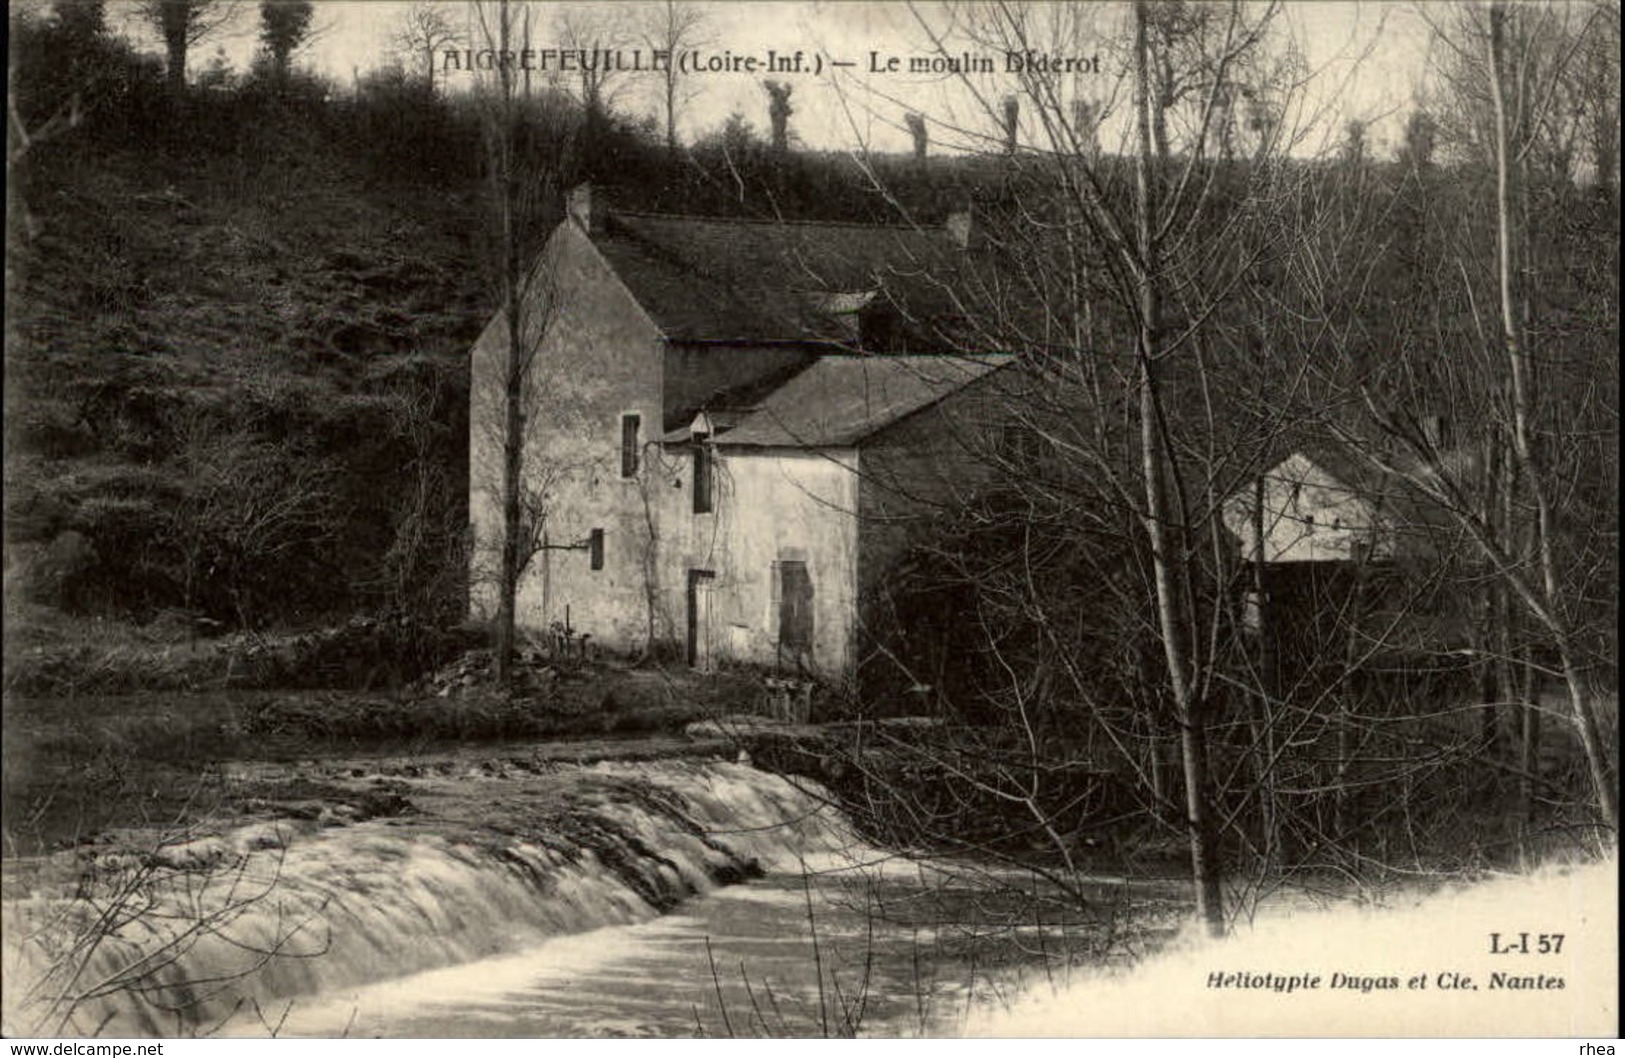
686, 569, 715, 669
776, 560, 814, 670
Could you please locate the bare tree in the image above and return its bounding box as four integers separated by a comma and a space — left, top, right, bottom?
6, 89, 84, 171
1128, 0, 1221, 936
838, 0, 1303, 934
1445, 2, 1612, 828
825, 0, 1612, 919
1069, 98, 1100, 161
167, 407, 338, 630
641, 0, 707, 153
468, 0, 576, 686
1254, 1, 1620, 844
373, 364, 468, 625
2, 827, 326, 1037
1574, 0, 1620, 194
1328, 1, 1618, 837
133, 0, 237, 96
556, 3, 631, 141
392, 2, 460, 95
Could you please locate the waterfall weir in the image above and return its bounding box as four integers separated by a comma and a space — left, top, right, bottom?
2, 760, 868, 1037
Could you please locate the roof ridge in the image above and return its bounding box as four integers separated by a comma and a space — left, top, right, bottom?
611, 208, 947, 234
716, 351, 1013, 448
814, 350, 1012, 356
809, 351, 1014, 362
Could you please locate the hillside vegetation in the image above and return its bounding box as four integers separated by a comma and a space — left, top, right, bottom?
10, 92, 487, 626
4, 10, 1002, 672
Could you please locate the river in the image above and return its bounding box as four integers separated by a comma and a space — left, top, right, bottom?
2, 758, 1187, 1039
247, 851, 1181, 1038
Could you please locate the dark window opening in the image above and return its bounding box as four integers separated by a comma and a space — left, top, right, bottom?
620, 413, 641, 478
692, 445, 713, 513
777, 560, 814, 653
589, 528, 604, 570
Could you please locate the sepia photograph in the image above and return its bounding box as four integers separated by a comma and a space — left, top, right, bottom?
3, 0, 1618, 1041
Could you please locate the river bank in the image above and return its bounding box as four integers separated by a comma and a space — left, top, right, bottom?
0, 753, 1188, 1038
5, 667, 1608, 1038
0, 661, 760, 859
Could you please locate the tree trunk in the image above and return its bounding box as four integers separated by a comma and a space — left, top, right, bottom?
1517, 653, 1540, 825
164, 33, 187, 95
665, 67, 678, 154
1133, 0, 1223, 937
1333, 560, 1371, 844
1487, 3, 1617, 829
493, 0, 523, 689
1249, 476, 1280, 862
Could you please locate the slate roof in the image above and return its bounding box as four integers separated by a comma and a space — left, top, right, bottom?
710, 354, 1013, 448
593, 211, 965, 344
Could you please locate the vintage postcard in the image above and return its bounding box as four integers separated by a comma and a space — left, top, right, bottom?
4, 0, 1617, 1042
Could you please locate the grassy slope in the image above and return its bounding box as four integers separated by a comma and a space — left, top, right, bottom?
3, 97, 505, 850
10, 130, 479, 422
5, 103, 490, 632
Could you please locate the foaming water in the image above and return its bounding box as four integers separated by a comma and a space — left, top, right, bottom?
967, 855, 1618, 1038
225, 845, 1095, 1038
2, 760, 866, 1037
25, 755, 1582, 1040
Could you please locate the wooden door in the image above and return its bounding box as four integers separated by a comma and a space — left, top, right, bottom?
777, 560, 813, 663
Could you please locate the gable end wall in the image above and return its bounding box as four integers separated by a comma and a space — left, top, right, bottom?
468, 221, 668, 653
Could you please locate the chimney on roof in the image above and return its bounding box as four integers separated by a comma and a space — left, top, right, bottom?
567, 183, 606, 233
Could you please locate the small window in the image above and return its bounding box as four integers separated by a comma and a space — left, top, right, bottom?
692, 445, 713, 514
620, 413, 641, 478
589, 528, 604, 570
